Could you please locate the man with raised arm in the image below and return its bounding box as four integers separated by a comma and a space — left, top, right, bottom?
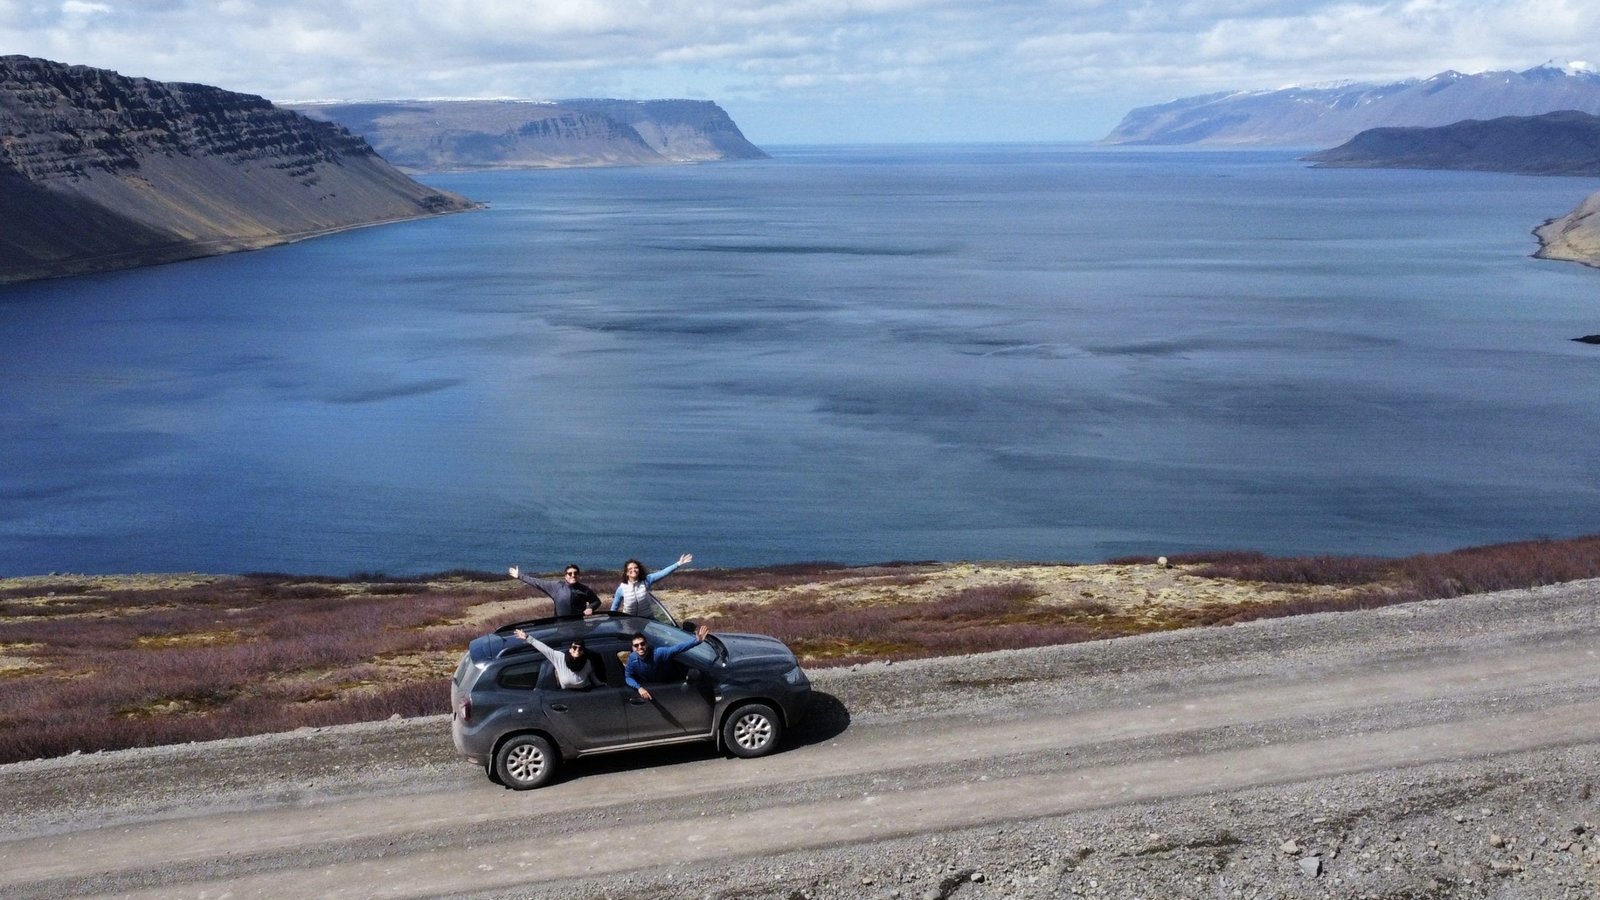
507, 563, 602, 617
625, 623, 710, 701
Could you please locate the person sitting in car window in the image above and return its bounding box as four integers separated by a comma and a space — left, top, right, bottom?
624, 623, 710, 701
512, 630, 599, 689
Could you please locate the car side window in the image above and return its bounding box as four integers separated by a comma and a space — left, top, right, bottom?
498, 661, 545, 690
586, 641, 629, 688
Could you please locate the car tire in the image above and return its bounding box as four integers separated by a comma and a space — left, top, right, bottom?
485, 760, 504, 786
494, 734, 557, 790
722, 703, 782, 758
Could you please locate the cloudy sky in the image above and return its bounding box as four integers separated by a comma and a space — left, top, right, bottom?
2, 0, 1594, 143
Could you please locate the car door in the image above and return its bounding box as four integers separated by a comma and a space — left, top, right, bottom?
537, 652, 629, 749
623, 662, 715, 741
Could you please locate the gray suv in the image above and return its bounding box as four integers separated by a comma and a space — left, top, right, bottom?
451, 612, 812, 789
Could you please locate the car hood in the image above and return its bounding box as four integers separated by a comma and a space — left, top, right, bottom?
717, 632, 798, 667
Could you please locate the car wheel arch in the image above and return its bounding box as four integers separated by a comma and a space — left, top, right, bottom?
490, 728, 566, 766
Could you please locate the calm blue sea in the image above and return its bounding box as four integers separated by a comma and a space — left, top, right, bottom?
2, 145, 1598, 576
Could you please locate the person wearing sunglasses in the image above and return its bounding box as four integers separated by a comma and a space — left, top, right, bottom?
508, 562, 602, 617
510, 629, 599, 689
624, 623, 710, 701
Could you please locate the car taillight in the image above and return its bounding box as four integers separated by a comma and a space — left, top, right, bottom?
457, 697, 472, 723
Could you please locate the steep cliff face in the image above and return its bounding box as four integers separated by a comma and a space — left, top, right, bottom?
1104, 64, 1600, 147
292, 99, 768, 171
0, 56, 477, 285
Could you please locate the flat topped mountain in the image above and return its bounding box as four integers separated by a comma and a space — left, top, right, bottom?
291, 99, 769, 171
1305, 110, 1600, 175
1104, 64, 1600, 147
0, 56, 476, 285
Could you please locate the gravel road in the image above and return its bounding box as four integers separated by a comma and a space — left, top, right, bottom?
2, 581, 1598, 899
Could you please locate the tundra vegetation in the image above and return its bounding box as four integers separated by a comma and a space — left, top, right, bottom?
1, 535, 1597, 764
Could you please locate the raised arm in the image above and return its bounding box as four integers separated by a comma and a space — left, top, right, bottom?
512, 629, 562, 667
508, 565, 561, 598
644, 553, 693, 586
656, 624, 709, 663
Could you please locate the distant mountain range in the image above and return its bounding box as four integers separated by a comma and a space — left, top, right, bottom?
0, 56, 476, 285
1306, 110, 1600, 175
290, 99, 769, 171
1103, 63, 1600, 147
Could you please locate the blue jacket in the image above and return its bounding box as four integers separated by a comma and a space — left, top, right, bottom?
624, 635, 702, 690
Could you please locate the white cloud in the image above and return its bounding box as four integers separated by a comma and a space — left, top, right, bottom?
0, 0, 1594, 140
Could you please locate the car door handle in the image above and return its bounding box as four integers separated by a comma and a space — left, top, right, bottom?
550, 704, 569, 712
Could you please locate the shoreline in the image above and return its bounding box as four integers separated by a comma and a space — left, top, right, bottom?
0, 203, 482, 287
1533, 188, 1600, 269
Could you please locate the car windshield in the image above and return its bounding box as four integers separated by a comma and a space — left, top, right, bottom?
640, 621, 716, 666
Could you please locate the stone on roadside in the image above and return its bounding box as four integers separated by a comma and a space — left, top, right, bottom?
1280, 839, 1300, 854
1299, 856, 1322, 877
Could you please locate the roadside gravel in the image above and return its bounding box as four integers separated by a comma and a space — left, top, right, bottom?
2, 580, 1597, 899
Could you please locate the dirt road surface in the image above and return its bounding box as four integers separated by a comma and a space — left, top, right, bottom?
3, 581, 1598, 899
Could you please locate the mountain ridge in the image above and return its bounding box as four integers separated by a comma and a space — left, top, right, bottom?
1103, 63, 1600, 147
1305, 109, 1600, 175
290, 98, 769, 172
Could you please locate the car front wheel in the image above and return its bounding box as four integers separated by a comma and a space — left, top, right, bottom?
494, 734, 557, 790
722, 703, 782, 758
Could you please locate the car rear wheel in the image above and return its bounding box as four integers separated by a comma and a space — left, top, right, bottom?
723, 703, 782, 758
494, 734, 557, 790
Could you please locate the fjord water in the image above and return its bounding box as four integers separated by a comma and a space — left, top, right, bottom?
3, 145, 1598, 576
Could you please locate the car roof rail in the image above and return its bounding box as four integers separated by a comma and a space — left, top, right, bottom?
491, 609, 652, 636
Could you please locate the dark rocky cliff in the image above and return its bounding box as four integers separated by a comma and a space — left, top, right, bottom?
1305, 110, 1600, 175
0, 56, 477, 285
291, 99, 768, 171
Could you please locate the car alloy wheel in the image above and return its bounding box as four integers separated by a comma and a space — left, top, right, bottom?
494, 734, 556, 790
723, 703, 782, 758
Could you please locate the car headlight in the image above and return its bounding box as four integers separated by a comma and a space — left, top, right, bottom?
784, 665, 807, 686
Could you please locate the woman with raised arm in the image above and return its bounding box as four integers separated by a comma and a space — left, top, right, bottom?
611, 553, 693, 618
510, 630, 599, 689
